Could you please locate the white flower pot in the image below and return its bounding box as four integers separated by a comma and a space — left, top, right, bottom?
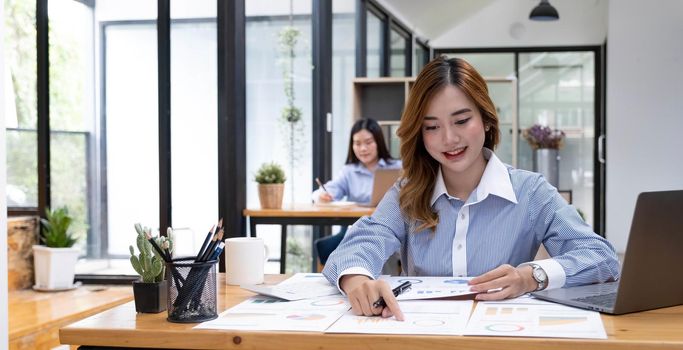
33, 245, 80, 290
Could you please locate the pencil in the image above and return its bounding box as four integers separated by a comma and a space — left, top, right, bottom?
195, 225, 215, 262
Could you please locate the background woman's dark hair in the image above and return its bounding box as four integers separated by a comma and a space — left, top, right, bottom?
345, 118, 395, 164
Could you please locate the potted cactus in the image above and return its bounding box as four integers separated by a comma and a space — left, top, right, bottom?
130, 223, 173, 313
33, 206, 81, 291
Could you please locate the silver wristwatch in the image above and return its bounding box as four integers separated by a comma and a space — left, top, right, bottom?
529, 263, 548, 291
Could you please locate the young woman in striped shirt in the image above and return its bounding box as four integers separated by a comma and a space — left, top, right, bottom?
322, 56, 620, 320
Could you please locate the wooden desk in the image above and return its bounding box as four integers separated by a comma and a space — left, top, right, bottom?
61, 274, 683, 350
10, 285, 133, 350
243, 204, 374, 273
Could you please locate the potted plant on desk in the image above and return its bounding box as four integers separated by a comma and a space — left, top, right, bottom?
255, 162, 286, 209
130, 223, 173, 313
33, 206, 81, 291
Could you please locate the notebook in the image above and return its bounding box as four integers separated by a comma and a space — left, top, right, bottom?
532, 190, 683, 314
360, 168, 402, 207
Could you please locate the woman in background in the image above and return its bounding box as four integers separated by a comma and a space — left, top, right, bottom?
313, 118, 402, 267
312, 118, 401, 205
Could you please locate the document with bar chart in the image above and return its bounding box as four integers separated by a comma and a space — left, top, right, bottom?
464, 297, 606, 339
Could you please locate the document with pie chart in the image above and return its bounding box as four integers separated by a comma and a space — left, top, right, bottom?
379, 276, 479, 300
194, 294, 350, 332
464, 297, 606, 339
326, 300, 473, 335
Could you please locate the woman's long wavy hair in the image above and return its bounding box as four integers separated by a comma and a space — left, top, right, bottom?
397, 56, 500, 232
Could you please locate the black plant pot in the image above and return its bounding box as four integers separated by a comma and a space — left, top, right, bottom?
133, 280, 168, 313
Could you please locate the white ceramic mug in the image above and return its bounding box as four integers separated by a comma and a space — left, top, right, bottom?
225, 237, 269, 285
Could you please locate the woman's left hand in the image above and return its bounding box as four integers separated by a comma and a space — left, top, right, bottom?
468, 264, 537, 301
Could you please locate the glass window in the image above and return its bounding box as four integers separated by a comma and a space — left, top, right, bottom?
519, 52, 596, 224
5, 0, 38, 208
99, 3, 159, 260
331, 0, 355, 182
103, 23, 159, 257
246, 0, 313, 273
447, 53, 515, 78
170, 0, 218, 258
366, 10, 382, 78
414, 42, 428, 76
389, 27, 406, 77
48, 0, 94, 255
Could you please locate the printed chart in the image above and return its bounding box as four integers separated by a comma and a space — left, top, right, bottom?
194, 295, 350, 332
464, 298, 606, 339
241, 273, 340, 301
326, 300, 473, 335
380, 276, 477, 300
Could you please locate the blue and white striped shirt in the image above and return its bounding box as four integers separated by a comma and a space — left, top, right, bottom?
323, 149, 620, 290
312, 158, 403, 205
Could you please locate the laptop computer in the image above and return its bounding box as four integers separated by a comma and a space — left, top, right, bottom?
532, 190, 683, 315
360, 168, 401, 207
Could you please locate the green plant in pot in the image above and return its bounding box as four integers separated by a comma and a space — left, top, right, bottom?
33, 206, 81, 291
254, 162, 286, 209
130, 223, 173, 313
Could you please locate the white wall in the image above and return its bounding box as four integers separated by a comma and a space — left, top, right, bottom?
605, 0, 683, 252
1, 0, 10, 345
429, 0, 608, 48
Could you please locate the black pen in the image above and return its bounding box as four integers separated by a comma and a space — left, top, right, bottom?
315, 177, 329, 193
373, 281, 412, 308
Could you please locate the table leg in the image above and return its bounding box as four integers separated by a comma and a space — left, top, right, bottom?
280, 225, 287, 274
311, 226, 321, 273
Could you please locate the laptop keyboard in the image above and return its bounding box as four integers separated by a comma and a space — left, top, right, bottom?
573, 292, 617, 307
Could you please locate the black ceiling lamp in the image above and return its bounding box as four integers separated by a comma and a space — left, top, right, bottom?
529, 0, 559, 21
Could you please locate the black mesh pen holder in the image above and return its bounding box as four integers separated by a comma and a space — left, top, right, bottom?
166, 257, 218, 323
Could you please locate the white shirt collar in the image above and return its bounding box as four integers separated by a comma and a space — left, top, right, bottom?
430, 148, 518, 206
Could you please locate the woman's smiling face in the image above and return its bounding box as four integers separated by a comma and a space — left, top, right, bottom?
421, 85, 486, 179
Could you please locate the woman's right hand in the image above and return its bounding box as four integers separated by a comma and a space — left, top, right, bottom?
340, 274, 405, 321
319, 192, 333, 202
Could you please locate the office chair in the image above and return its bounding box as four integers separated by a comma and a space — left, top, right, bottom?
314, 227, 401, 275
315, 227, 347, 270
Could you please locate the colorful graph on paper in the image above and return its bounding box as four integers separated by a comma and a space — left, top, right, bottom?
464, 298, 607, 339
380, 276, 477, 300
194, 294, 350, 332
326, 300, 473, 335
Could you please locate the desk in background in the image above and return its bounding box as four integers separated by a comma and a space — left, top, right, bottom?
60, 274, 683, 350
10, 285, 133, 350
243, 204, 374, 273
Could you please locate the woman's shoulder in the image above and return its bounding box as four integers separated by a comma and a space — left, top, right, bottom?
381, 158, 403, 169
507, 165, 556, 198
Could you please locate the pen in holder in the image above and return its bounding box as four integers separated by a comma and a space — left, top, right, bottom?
166, 257, 218, 323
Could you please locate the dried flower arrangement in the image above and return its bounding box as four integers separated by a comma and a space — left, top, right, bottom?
523, 124, 566, 150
